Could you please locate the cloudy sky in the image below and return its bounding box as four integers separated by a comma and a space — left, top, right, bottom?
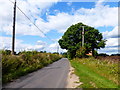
0, 0, 119, 54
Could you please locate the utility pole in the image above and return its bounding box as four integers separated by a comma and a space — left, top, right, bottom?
57, 44, 59, 54
82, 26, 84, 47
79, 26, 85, 47
12, 0, 17, 55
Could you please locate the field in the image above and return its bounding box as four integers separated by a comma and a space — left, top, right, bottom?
2, 51, 62, 84
96, 56, 120, 62
70, 56, 119, 88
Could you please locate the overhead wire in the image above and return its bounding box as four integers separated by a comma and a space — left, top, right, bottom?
9, 0, 55, 43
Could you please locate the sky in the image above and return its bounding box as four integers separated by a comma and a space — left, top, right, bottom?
0, 0, 119, 55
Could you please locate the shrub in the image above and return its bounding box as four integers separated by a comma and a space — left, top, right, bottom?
76, 47, 87, 58
2, 50, 11, 55
62, 52, 68, 58
93, 50, 98, 57
2, 50, 62, 84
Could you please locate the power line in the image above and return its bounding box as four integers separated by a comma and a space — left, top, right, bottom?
9, 0, 60, 53
9, 0, 54, 43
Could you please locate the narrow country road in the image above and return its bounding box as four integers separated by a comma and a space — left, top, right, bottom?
3, 58, 70, 88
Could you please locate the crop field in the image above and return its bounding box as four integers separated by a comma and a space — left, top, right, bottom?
70, 57, 119, 88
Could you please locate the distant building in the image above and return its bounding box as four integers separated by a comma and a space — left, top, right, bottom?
86, 51, 92, 56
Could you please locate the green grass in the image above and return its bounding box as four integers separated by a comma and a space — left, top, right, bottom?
70, 57, 119, 88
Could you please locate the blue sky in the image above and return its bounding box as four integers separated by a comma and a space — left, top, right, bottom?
0, 0, 119, 54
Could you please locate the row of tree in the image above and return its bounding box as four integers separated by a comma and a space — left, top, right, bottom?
1, 50, 48, 55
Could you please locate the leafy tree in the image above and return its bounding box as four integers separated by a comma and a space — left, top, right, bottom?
93, 50, 98, 57
58, 23, 106, 59
76, 46, 87, 58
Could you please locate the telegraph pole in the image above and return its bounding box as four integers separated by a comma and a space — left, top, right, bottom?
57, 44, 59, 54
12, 0, 17, 55
79, 26, 85, 47
82, 26, 84, 47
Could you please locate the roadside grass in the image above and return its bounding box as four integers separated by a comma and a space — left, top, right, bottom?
2, 51, 62, 84
70, 57, 119, 88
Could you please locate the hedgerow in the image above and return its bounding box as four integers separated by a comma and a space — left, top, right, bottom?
2, 51, 62, 84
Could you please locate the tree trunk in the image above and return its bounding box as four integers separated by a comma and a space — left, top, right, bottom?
92, 48, 94, 57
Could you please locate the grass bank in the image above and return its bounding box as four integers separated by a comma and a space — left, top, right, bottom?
70, 57, 119, 88
2, 51, 62, 84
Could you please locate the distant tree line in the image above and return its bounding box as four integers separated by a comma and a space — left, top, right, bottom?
97, 53, 120, 56
0, 50, 54, 55
61, 52, 120, 57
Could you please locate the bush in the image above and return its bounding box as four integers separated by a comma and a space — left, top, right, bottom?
2, 50, 11, 55
2, 50, 62, 84
76, 47, 87, 58
93, 50, 98, 57
62, 52, 68, 58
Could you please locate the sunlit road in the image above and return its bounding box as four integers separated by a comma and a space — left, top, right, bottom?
3, 58, 70, 88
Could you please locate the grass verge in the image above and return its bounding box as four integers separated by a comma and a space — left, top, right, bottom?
70, 57, 119, 88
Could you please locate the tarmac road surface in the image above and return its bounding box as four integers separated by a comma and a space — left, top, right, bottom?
3, 58, 70, 88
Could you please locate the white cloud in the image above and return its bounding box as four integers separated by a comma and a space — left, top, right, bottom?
67, 1, 72, 6
17, 0, 60, 17
99, 28, 119, 54
106, 38, 118, 47
0, 0, 60, 37
44, 37, 67, 53
76, 6, 117, 27
98, 37, 119, 55
0, 36, 46, 52
95, 0, 105, 7
26, 40, 47, 51
46, 13, 74, 33
98, 47, 118, 55
45, 42, 67, 53
102, 26, 118, 39
41, 1, 118, 33
1, 0, 118, 36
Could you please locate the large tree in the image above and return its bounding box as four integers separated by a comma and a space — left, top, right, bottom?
58, 23, 106, 59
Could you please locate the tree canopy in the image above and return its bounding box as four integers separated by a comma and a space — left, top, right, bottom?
58, 23, 106, 59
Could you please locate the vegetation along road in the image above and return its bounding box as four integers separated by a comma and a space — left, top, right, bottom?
3, 58, 69, 88
70, 57, 119, 88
